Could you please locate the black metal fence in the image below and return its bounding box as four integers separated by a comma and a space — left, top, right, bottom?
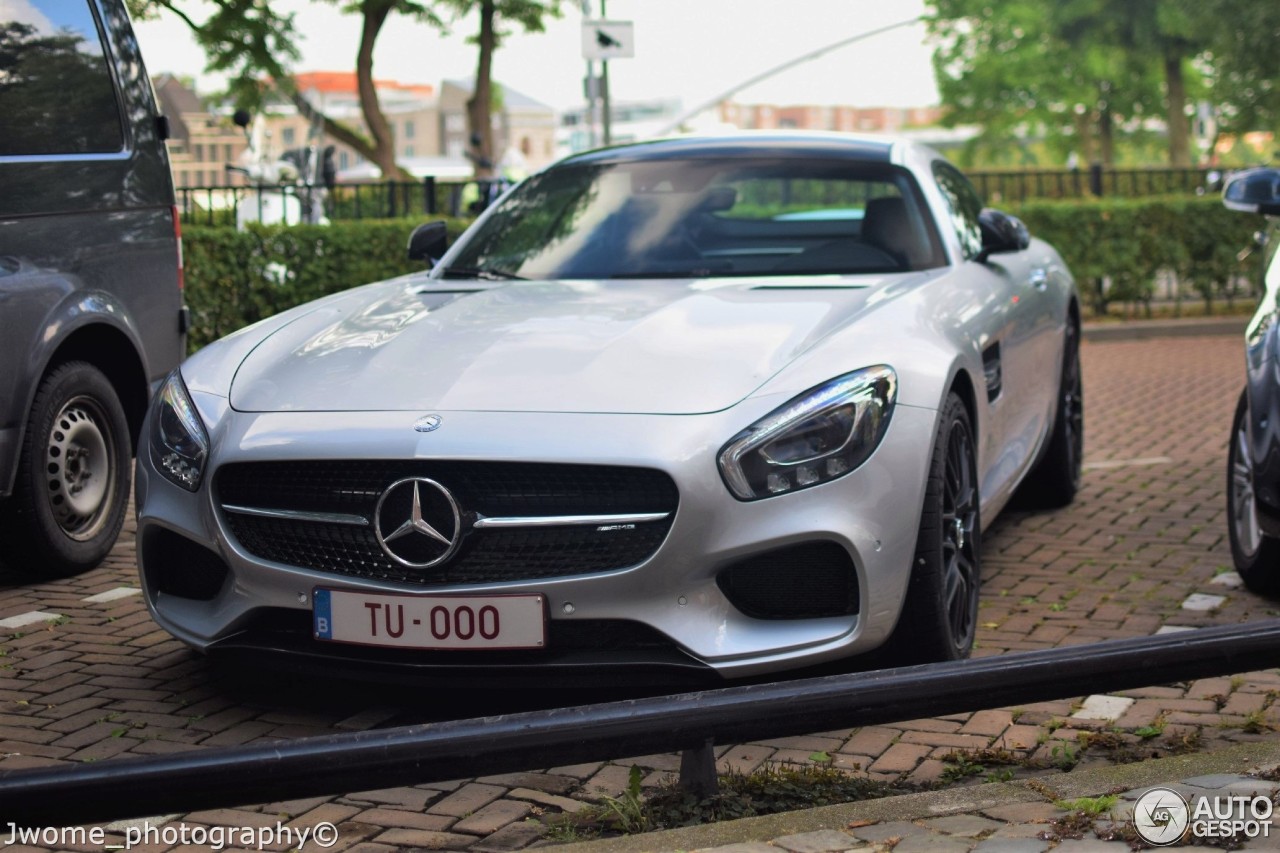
4, 618, 1280, 827
177, 167, 1223, 226
968, 165, 1219, 202
175, 177, 511, 226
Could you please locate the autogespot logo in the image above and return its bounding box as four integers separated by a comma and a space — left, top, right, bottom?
1133, 787, 1190, 846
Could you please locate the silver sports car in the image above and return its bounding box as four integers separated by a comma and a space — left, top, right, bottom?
137, 134, 1081, 683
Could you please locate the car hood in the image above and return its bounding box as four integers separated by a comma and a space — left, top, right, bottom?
227, 276, 898, 415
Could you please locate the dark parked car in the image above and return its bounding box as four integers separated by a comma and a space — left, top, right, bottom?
0, 0, 185, 575
1225, 168, 1280, 591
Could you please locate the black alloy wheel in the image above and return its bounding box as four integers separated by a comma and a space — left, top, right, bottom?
1017, 318, 1083, 508
941, 415, 981, 655
883, 392, 982, 663
1227, 388, 1280, 595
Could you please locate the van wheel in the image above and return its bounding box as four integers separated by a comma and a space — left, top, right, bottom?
3, 362, 131, 576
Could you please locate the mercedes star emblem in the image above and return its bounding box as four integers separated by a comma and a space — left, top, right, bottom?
373, 477, 461, 568
414, 414, 443, 432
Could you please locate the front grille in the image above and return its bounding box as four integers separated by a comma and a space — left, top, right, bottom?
717, 541, 859, 619
217, 461, 678, 585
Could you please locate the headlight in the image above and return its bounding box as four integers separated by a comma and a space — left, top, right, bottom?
718, 366, 897, 500
149, 370, 209, 491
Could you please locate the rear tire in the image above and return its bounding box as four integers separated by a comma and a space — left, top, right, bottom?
1018, 318, 1083, 509
1, 362, 131, 577
884, 392, 981, 664
1227, 388, 1280, 595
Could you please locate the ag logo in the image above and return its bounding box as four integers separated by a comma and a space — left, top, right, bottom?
1133, 787, 1190, 846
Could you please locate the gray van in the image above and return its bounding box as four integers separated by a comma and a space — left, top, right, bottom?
0, 0, 184, 575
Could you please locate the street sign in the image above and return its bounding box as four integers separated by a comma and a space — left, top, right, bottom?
582, 20, 634, 60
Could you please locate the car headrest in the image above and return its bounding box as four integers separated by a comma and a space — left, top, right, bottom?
862, 196, 927, 268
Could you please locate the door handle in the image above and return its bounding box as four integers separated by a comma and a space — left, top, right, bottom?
1028, 268, 1049, 291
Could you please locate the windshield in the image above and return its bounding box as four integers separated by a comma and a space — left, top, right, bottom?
444, 157, 946, 280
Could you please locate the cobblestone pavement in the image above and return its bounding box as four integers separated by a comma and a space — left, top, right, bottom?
3, 333, 1279, 852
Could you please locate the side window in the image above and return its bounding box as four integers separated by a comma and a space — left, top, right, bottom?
932, 162, 984, 260
0, 0, 124, 157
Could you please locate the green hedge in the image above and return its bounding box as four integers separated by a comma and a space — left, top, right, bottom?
1009, 196, 1264, 316
183, 218, 470, 352
182, 199, 1266, 354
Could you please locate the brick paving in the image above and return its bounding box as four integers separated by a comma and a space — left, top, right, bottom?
2, 333, 1279, 850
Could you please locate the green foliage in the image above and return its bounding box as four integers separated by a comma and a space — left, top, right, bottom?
594, 766, 648, 834
641, 764, 917, 831
128, 0, 301, 108
1009, 196, 1263, 316
926, 0, 1175, 164
1056, 794, 1119, 816
182, 218, 472, 353
1049, 742, 1079, 770
925, 0, 1280, 166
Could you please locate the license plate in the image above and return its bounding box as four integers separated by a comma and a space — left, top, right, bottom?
313, 588, 546, 650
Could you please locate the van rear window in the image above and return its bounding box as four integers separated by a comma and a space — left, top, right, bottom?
0, 0, 124, 157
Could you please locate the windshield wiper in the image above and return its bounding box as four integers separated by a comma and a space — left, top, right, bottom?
440, 266, 525, 281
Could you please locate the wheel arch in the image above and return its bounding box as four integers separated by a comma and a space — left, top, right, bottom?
43, 325, 149, 455
947, 366, 979, 447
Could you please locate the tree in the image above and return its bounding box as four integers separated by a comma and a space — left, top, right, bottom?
927, 0, 1158, 166
926, 0, 1200, 166
1065, 0, 1204, 166
438, 0, 562, 178
1182, 0, 1280, 140
127, 0, 434, 180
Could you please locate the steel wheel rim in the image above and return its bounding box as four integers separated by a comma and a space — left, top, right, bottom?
941, 420, 979, 653
45, 395, 116, 541
1232, 416, 1263, 558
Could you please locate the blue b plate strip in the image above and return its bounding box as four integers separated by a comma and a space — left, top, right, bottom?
313, 589, 332, 639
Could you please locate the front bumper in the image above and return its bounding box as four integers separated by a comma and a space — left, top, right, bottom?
136, 399, 936, 681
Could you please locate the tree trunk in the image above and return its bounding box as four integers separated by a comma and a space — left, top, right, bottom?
1073, 109, 1096, 164
284, 88, 376, 163
1097, 104, 1115, 166
355, 0, 409, 180
1164, 52, 1192, 167
466, 0, 497, 179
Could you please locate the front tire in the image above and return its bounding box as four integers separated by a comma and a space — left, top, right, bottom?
1, 362, 131, 577
885, 392, 982, 663
1227, 388, 1280, 595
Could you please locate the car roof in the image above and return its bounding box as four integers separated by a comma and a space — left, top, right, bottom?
559, 132, 900, 167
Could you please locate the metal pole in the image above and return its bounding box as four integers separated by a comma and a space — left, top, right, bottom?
600, 0, 611, 145
654, 18, 920, 137
581, 0, 597, 149
6, 620, 1280, 827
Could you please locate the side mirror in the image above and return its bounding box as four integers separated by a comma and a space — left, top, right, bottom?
407, 221, 449, 264
1224, 168, 1280, 216
976, 208, 1030, 262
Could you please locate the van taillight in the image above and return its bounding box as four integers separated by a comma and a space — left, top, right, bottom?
171, 205, 184, 292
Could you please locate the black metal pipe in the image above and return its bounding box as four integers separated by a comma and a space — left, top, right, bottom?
4, 619, 1280, 827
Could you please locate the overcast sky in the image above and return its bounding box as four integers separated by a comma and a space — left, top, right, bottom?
132, 0, 940, 114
